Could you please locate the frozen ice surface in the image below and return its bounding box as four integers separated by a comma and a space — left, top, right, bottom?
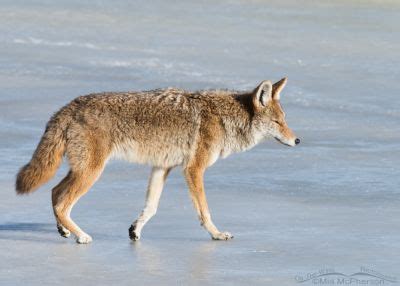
0, 0, 399, 285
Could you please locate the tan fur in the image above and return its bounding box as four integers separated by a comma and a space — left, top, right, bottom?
16, 78, 299, 243
16, 110, 70, 194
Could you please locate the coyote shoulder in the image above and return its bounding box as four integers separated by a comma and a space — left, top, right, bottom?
16, 77, 299, 243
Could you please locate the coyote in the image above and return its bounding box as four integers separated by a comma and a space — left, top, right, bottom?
16, 78, 299, 244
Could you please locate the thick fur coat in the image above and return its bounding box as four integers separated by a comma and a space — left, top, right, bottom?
16, 78, 299, 243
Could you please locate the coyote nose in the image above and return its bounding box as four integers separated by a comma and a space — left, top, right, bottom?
295, 138, 300, 145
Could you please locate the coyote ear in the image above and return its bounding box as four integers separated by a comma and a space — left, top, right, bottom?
253, 80, 273, 108
272, 77, 287, 100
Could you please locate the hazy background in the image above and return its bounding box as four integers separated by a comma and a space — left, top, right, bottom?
0, 0, 399, 285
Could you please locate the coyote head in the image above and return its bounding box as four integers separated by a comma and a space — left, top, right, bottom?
252, 77, 300, 147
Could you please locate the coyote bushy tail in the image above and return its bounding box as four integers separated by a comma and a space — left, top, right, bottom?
16, 114, 67, 195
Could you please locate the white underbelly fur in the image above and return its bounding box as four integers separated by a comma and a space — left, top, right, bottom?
110, 139, 185, 167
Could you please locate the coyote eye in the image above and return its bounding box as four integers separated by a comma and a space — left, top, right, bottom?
272, 120, 280, 125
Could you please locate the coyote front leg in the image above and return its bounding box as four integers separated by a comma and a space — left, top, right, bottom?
184, 165, 233, 240
129, 167, 171, 241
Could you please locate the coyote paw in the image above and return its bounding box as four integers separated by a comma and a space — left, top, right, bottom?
76, 234, 92, 244
57, 224, 70, 238
212, 231, 234, 241
129, 224, 140, 241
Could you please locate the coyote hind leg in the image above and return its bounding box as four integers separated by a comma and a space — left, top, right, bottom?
51, 129, 108, 244
129, 167, 171, 241
52, 165, 104, 244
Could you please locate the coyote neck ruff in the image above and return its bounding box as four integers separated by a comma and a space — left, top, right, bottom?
16, 77, 300, 244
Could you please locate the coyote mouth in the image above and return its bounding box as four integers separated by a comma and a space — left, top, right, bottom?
274, 137, 293, 147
